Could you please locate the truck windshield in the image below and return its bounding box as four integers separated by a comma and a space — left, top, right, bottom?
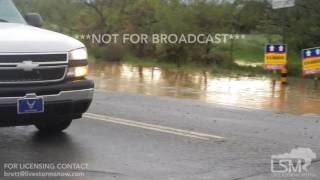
0, 0, 25, 23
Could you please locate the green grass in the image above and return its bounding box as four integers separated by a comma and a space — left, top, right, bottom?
121, 53, 269, 77
287, 52, 302, 76
233, 35, 266, 62
216, 34, 283, 63
215, 34, 303, 76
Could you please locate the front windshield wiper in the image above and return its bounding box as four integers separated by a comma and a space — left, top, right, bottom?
0, 18, 8, 22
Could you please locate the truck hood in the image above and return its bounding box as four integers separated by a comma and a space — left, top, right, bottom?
0, 23, 84, 53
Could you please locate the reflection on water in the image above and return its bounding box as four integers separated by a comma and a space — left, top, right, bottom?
89, 62, 320, 115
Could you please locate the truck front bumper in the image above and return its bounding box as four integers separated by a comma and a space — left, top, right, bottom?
0, 88, 93, 105
0, 80, 94, 127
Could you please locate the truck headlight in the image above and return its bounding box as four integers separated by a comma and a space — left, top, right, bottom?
69, 48, 88, 60
67, 66, 89, 78
68, 48, 89, 78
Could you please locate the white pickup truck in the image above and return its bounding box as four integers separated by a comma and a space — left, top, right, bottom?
0, 0, 94, 133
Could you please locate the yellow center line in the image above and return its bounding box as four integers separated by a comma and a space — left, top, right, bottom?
84, 113, 226, 141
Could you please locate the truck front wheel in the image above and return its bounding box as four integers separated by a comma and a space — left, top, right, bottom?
35, 118, 72, 133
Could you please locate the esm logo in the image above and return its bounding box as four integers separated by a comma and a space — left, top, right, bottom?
271, 148, 316, 177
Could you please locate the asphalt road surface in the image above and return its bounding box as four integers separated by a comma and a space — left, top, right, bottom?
0, 89, 320, 180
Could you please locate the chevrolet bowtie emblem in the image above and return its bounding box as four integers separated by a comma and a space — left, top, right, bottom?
17, 61, 39, 72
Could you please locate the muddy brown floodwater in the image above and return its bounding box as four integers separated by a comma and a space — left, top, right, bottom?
89, 62, 320, 116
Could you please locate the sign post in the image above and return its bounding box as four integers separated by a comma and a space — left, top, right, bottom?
264, 44, 287, 71
302, 47, 320, 76
265, 0, 294, 84
265, 44, 288, 84
272, 0, 295, 43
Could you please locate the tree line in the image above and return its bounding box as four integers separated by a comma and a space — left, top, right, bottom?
14, 0, 320, 70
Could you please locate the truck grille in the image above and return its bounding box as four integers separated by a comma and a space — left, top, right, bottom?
0, 67, 66, 82
0, 54, 67, 63
0, 53, 68, 84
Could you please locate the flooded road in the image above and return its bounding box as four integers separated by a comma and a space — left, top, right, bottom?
89, 62, 320, 115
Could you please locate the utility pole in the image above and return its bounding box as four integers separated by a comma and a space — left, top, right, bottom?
271, 0, 295, 43
271, 0, 295, 84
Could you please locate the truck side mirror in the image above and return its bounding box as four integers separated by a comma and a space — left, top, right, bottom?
24, 13, 43, 27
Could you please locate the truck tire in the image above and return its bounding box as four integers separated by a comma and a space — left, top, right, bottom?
35, 119, 72, 133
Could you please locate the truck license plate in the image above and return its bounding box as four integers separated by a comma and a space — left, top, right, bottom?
17, 97, 44, 114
